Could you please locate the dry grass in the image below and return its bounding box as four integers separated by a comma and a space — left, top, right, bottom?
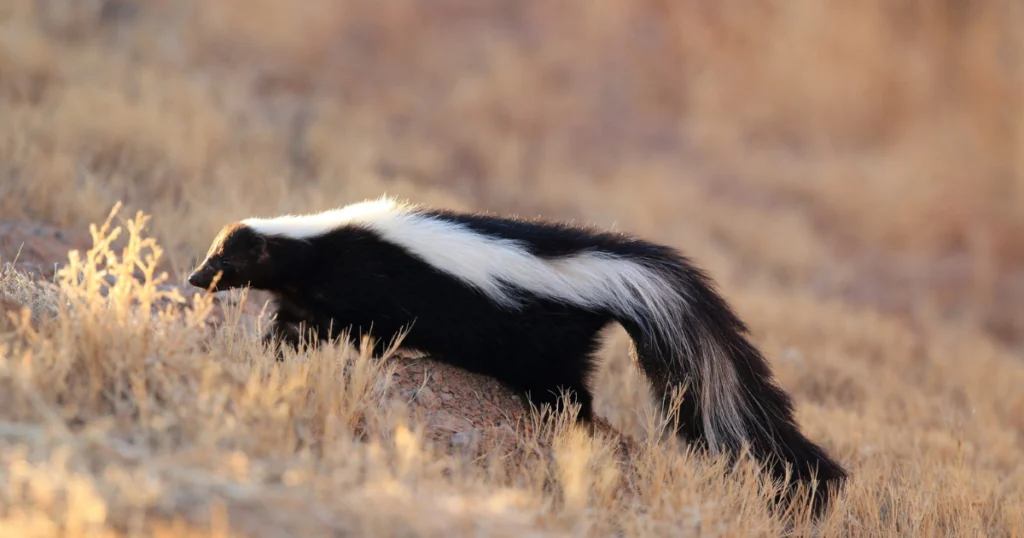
1, 0, 1023, 535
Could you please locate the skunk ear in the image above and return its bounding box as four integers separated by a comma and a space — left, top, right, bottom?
252, 234, 269, 261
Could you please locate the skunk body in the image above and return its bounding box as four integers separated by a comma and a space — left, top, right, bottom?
188, 197, 847, 514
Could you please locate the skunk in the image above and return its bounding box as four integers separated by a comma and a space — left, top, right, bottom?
188, 197, 847, 515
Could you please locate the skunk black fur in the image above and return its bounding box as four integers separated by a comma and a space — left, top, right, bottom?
188, 197, 847, 515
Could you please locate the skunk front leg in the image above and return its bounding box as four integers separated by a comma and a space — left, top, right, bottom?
261, 317, 303, 360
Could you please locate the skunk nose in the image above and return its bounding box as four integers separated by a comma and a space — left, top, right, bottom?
187, 273, 202, 287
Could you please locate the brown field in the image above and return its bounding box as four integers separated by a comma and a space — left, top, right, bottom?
1, 0, 1023, 536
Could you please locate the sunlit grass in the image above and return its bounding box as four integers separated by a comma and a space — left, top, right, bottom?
0, 0, 1022, 535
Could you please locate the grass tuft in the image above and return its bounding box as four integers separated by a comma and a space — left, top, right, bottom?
0, 0, 1022, 535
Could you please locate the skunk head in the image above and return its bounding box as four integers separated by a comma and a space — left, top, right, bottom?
188, 223, 276, 292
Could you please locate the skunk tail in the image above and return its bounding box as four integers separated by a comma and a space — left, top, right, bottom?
616, 250, 847, 515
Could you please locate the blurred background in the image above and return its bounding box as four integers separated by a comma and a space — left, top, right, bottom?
1, 0, 1022, 348
3, 3, 1024, 533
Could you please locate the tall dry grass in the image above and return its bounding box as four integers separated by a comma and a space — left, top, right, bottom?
1, 0, 1023, 535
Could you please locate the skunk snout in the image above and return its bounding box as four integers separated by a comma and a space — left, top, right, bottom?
187, 267, 212, 289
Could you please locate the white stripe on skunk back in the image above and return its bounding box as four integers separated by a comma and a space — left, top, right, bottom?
243, 197, 749, 453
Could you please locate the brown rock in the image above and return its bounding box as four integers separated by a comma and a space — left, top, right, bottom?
414, 386, 440, 410
450, 429, 477, 448
429, 410, 475, 433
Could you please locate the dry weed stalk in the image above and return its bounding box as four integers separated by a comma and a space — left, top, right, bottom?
0, 0, 1022, 535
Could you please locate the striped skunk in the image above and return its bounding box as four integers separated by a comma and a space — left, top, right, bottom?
188, 197, 847, 515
